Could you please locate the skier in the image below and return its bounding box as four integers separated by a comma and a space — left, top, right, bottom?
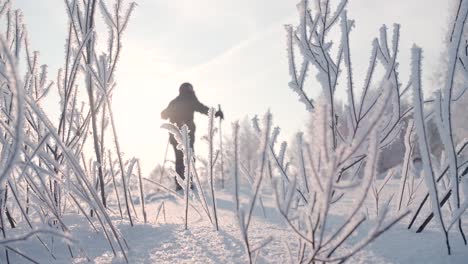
161, 82, 224, 191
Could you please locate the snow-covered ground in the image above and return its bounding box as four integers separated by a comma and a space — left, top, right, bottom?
5, 179, 467, 264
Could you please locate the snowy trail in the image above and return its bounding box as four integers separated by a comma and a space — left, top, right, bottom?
9, 183, 468, 264
72, 190, 293, 264
114, 190, 292, 264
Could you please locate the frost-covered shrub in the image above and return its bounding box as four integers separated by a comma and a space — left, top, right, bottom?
268, 0, 424, 261
0, 0, 137, 262
274, 0, 468, 258
408, 0, 468, 254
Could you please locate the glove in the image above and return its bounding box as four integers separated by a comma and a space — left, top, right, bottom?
215, 109, 224, 120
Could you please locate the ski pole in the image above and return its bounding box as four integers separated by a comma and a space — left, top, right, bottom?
218, 104, 225, 189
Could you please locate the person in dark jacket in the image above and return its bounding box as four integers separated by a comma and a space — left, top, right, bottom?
161, 82, 224, 190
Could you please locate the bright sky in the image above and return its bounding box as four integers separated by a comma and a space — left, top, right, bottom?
16, 0, 451, 175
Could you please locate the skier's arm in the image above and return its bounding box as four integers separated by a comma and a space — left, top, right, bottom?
194, 99, 209, 115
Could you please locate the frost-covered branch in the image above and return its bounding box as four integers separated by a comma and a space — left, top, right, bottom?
411, 45, 451, 254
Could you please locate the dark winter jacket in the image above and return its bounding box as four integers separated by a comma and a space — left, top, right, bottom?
161, 91, 209, 131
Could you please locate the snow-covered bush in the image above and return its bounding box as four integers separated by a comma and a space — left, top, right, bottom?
265, 0, 426, 261
407, 0, 468, 254
266, 0, 468, 259
0, 0, 137, 262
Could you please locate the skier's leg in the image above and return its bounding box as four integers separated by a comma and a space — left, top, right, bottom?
189, 129, 195, 189
175, 148, 184, 179
170, 135, 184, 190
